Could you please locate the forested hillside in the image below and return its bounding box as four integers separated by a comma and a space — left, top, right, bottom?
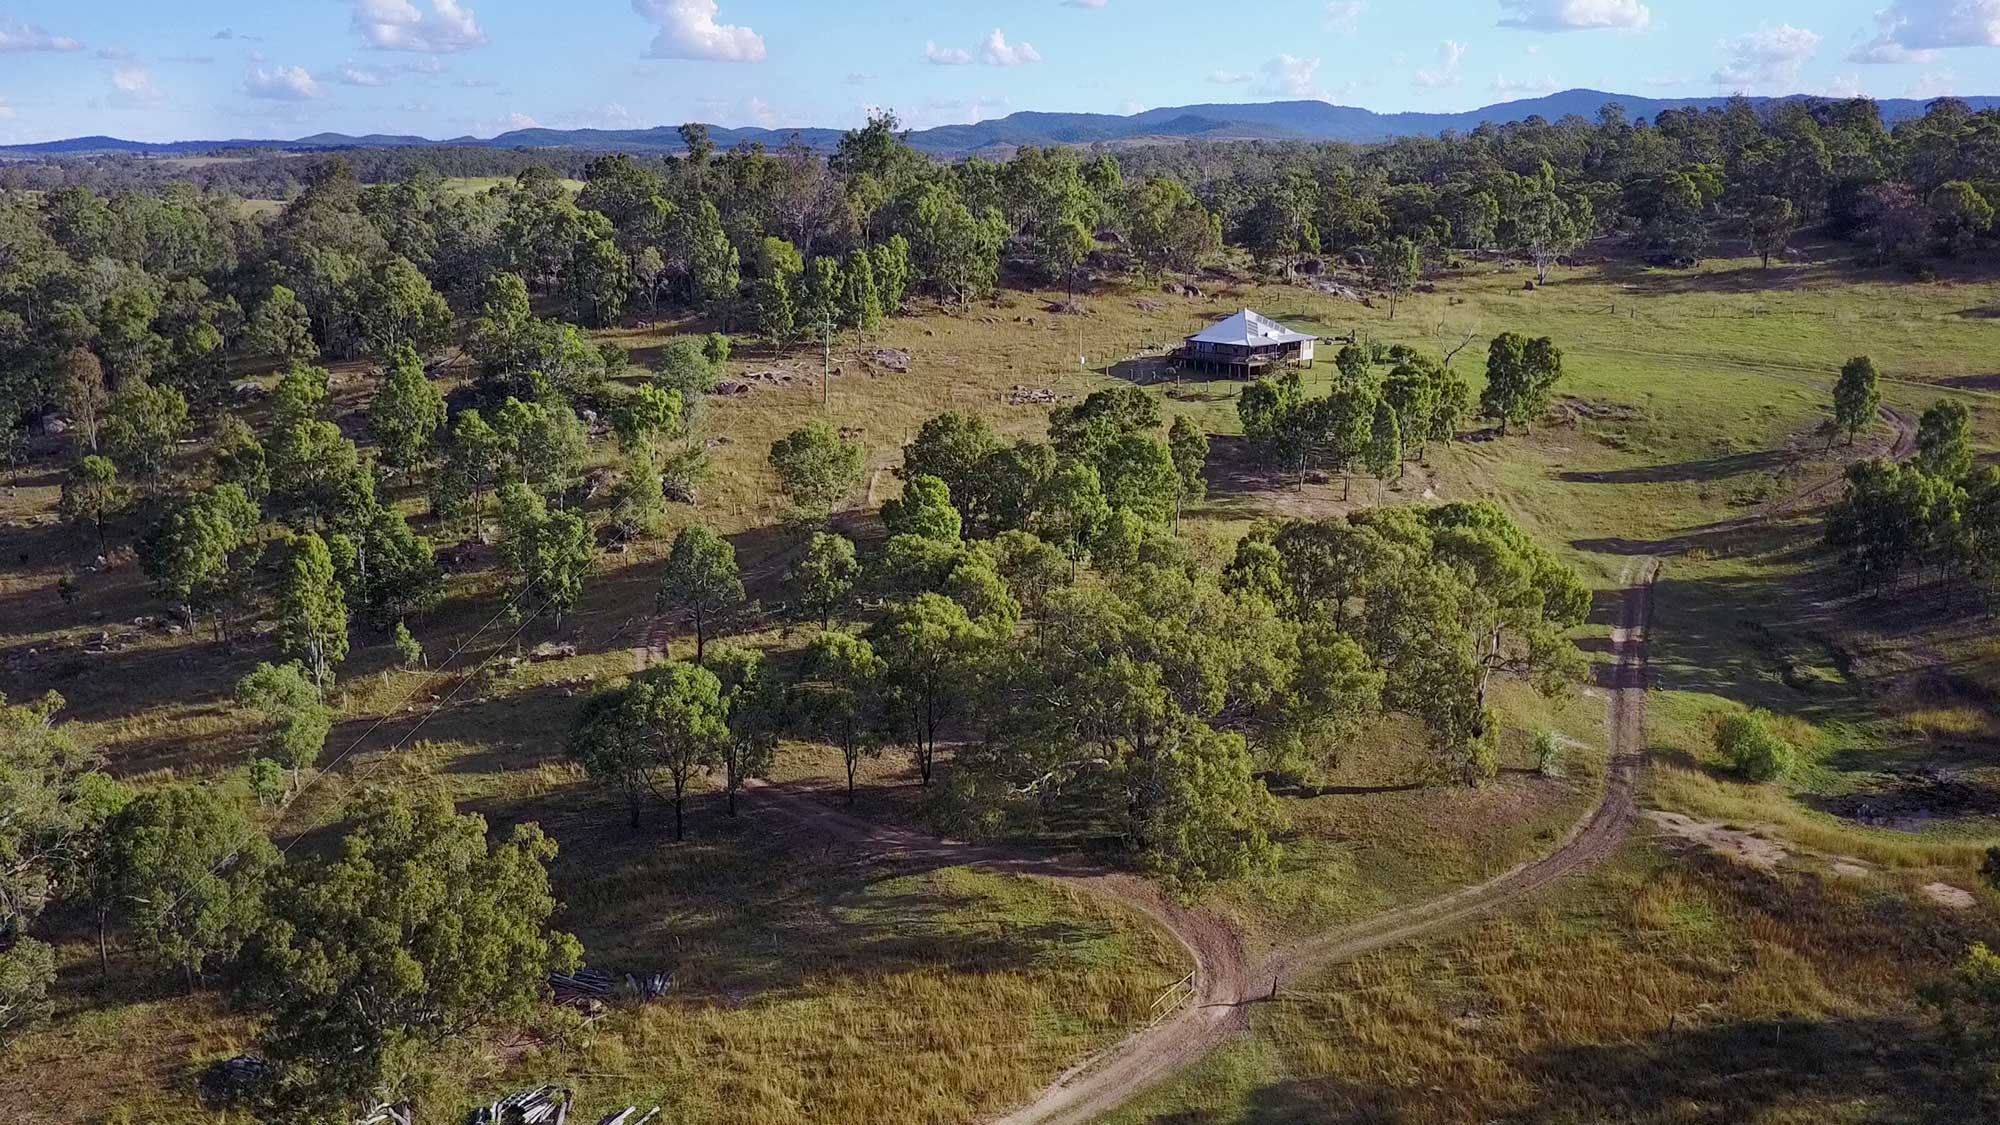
3, 92, 2000, 1124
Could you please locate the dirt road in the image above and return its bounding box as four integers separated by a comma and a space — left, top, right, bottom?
632, 562, 1658, 1125
994, 556, 1657, 1125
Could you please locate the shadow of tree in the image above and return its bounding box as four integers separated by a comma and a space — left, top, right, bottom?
1557, 449, 1794, 486
469, 781, 1117, 1000
1508, 1016, 1971, 1123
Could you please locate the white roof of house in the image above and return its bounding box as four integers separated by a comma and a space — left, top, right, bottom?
1186, 309, 1316, 347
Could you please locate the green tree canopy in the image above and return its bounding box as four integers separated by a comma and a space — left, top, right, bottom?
769, 421, 865, 526
1478, 332, 1565, 436
658, 526, 744, 663
278, 533, 350, 692
882, 474, 963, 543
787, 531, 860, 628
248, 790, 580, 1119
368, 345, 448, 476
1832, 355, 1883, 447
108, 784, 276, 989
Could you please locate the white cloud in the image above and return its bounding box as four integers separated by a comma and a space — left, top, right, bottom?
96, 47, 134, 61
552, 101, 637, 129
980, 29, 1042, 66
244, 65, 323, 100
401, 56, 446, 75
110, 65, 163, 103
1063, 0, 1110, 7
845, 71, 871, 84
899, 95, 1011, 130
1711, 24, 1820, 91
0, 18, 82, 52
0, 99, 14, 119
1207, 69, 1249, 84
1415, 39, 1467, 88
337, 63, 388, 86
925, 41, 972, 65
1257, 54, 1324, 98
1325, 2, 1364, 33
1497, 0, 1650, 32
1491, 73, 1559, 96
1821, 73, 1868, 98
458, 76, 497, 88
1119, 98, 1145, 114
633, 0, 766, 61
1850, 0, 1999, 64
505, 112, 539, 130
1907, 65, 1961, 97
352, 0, 487, 53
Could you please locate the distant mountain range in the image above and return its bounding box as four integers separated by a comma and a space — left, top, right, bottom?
6, 89, 1997, 160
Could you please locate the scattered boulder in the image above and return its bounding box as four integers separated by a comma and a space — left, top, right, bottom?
1134, 298, 1166, 313
530, 641, 578, 663
1523, 279, 1539, 291
1007, 386, 1058, 406
1044, 299, 1089, 316
1307, 279, 1363, 302
712, 380, 752, 396
1923, 882, 1976, 909
200, 1056, 271, 1107
232, 382, 270, 402
868, 347, 911, 373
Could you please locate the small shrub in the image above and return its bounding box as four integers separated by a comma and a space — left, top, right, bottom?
1982, 846, 2000, 892
393, 621, 426, 669
703, 331, 731, 366
1534, 731, 1565, 778
1715, 709, 1794, 782
249, 757, 289, 806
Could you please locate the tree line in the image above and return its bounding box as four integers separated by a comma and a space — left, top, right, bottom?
582, 392, 1590, 889
0, 686, 579, 1121
1825, 359, 1998, 597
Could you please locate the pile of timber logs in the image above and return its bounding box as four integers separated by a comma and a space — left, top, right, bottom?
548, 967, 674, 1007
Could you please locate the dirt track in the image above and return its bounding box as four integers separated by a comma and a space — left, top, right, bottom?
1635, 404, 1915, 557
991, 556, 1657, 1125
660, 559, 1659, 1125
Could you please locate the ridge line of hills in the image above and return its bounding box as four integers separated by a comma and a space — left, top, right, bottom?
5, 88, 1996, 160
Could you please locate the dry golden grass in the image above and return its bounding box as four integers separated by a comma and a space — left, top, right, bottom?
6, 245, 2000, 1122
1102, 842, 2000, 1124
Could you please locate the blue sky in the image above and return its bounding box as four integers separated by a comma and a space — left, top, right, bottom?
0, 1, 1995, 144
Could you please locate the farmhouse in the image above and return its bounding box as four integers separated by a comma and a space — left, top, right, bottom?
1181, 309, 1318, 378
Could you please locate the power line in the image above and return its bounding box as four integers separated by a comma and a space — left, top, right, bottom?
275, 587, 563, 855
145, 579, 549, 923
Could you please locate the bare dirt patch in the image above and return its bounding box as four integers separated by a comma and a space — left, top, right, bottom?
1922, 882, 1976, 909
1643, 810, 1790, 871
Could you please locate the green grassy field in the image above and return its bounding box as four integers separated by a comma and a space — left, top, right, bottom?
3, 240, 1999, 1122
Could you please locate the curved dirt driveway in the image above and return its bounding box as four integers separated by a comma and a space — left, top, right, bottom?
685, 560, 1658, 1125
993, 556, 1657, 1125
